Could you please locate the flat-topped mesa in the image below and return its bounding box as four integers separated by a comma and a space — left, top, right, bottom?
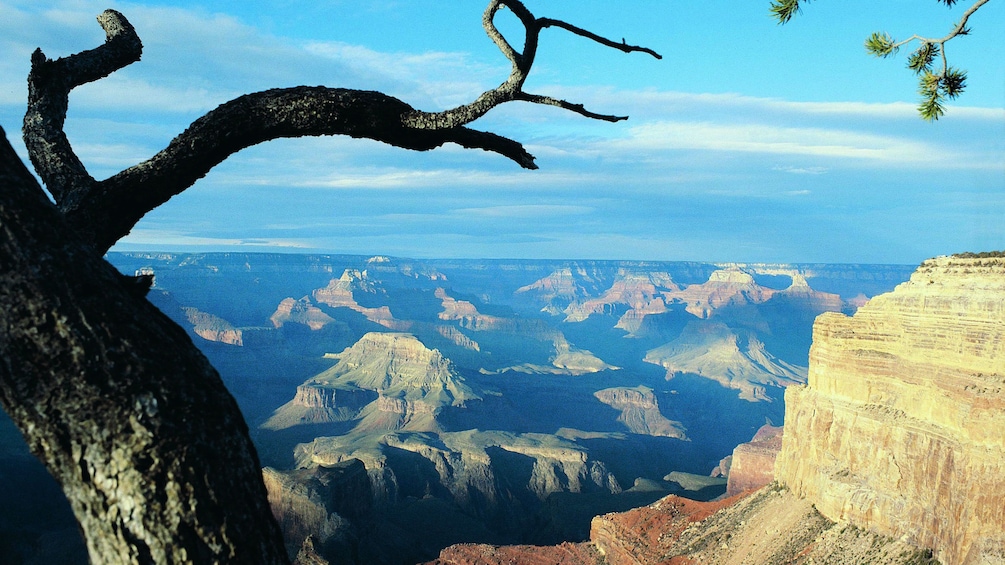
774, 254, 1005, 565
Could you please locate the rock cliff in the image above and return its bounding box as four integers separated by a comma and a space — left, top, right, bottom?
775, 254, 1005, 565
263, 460, 372, 559
724, 424, 782, 497
294, 430, 622, 522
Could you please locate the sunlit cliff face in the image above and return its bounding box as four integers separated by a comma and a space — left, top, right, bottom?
776, 254, 1005, 565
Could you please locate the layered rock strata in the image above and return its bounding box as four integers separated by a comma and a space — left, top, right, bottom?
590, 487, 938, 565
593, 386, 686, 439
182, 307, 243, 345
775, 254, 1005, 565
724, 424, 783, 497
263, 460, 372, 558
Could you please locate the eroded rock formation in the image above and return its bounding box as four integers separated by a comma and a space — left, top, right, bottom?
724, 424, 782, 497
590, 487, 937, 565
263, 460, 372, 559
270, 297, 337, 331
312, 270, 410, 330
183, 307, 244, 345
775, 254, 1005, 565
664, 268, 774, 319
262, 332, 479, 431
644, 321, 806, 401
593, 386, 686, 439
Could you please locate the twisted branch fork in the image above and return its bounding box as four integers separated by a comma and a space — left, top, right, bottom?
22, 3, 660, 254
888, 0, 990, 75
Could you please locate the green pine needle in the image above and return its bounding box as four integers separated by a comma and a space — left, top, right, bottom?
907, 43, 939, 74
864, 32, 897, 58
770, 0, 803, 24
941, 67, 967, 98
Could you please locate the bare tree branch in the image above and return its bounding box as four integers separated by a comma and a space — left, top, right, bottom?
65, 87, 537, 253
24, 2, 658, 254
23, 10, 141, 205
403, 0, 660, 129
515, 92, 628, 122
537, 18, 663, 60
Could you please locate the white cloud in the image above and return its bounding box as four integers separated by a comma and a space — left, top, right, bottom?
609, 120, 988, 169
773, 165, 828, 175
450, 204, 593, 218
118, 228, 311, 249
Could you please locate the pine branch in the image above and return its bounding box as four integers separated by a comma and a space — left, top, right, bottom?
773, 0, 993, 120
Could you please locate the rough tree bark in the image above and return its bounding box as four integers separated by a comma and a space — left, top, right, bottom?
1, 2, 657, 563
0, 128, 289, 562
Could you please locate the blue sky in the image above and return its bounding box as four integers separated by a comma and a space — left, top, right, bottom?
1, 1, 1002, 264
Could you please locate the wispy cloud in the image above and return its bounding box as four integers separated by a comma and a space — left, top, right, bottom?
451, 204, 593, 218
118, 228, 313, 250
773, 165, 828, 175
609, 120, 989, 169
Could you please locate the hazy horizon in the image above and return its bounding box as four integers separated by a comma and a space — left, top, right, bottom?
107, 248, 924, 268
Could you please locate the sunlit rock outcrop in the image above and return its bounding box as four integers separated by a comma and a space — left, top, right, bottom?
312, 270, 410, 330
515, 266, 609, 315
665, 268, 774, 319
724, 424, 782, 497
561, 270, 679, 327
435, 287, 509, 330
589, 487, 937, 565
644, 321, 806, 401
182, 307, 243, 345
593, 386, 686, 439
262, 333, 479, 432
775, 254, 1005, 565
263, 460, 372, 559
270, 297, 337, 330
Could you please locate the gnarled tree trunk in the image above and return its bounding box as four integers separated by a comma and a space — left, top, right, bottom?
0, 128, 288, 562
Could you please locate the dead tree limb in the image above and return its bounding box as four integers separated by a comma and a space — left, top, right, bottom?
23, 3, 659, 254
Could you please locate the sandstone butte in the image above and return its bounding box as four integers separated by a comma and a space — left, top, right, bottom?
421, 255, 1005, 565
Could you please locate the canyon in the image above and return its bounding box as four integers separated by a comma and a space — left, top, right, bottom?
0, 253, 919, 564
424, 253, 1005, 565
